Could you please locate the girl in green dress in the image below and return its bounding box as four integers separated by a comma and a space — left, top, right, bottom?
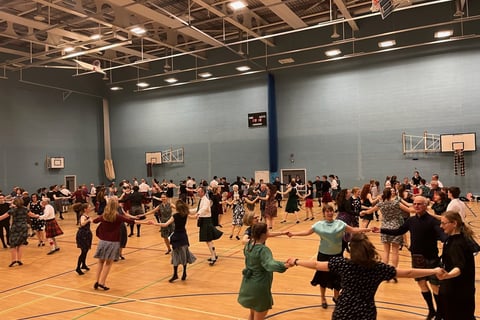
238, 222, 290, 320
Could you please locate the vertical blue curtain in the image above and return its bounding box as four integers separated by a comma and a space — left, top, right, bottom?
268, 73, 278, 180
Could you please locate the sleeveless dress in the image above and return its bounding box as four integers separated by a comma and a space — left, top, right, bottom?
159, 203, 175, 238
8, 207, 29, 247
76, 214, 92, 250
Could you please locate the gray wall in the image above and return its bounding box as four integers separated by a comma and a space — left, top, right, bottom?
1, 46, 479, 195
0, 77, 104, 193
109, 48, 480, 193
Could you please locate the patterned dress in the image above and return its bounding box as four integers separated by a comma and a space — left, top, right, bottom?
264, 194, 277, 218
158, 203, 174, 238
8, 207, 29, 247
232, 199, 245, 226
378, 200, 404, 244
29, 201, 45, 231
329, 257, 396, 320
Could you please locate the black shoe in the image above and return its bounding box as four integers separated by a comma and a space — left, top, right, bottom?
81, 265, 90, 270
120, 256, 125, 260
60, 216, 64, 220
296, 220, 300, 224
168, 275, 178, 283
229, 235, 233, 239
207, 256, 218, 261
8, 261, 17, 267
209, 259, 216, 266
280, 220, 286, 223
165, 249, 171, 255
304, 218, 310, 221
426, 311, 436, 320
76, 268, 85, 275
181, 273, 187, 281
236, 236, 240, 240
55, 247, 60, 252
128, 233, 134, 237
310, 217, 315, 220
321, 301, 328, 309
17, 261, 23, 266
137, 234, 140, 237
98, 284, 110, 291
94, 282, 99, 289
47, 250, 56, 255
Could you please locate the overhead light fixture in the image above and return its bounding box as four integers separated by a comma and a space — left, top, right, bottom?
61, 40, 132, 60
378, 40, 396, 48
110, 86, 123, 91
325, 49, 341, 57
198, 72, 212, 78
278, 58, 295, 65
236, 66, 251, 72
434, 30, 453, 39
130, 26, 146, 35
64, 46, 75, 53
165, 77, 178, 84
136, 82, 149, 88
229, 1, 247, 10
90, 34, 102, 40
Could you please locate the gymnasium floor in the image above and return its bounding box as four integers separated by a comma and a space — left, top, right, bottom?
0, 201, 479, 319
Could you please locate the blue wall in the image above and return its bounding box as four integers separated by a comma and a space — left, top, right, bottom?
1, 46, 479, 195
0, 78, 104, 193
109, 48, 480, 193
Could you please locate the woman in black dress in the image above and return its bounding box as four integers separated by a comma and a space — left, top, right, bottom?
154, 199, 196, 282
29, 194, 46, 246
74, 203, 92, 275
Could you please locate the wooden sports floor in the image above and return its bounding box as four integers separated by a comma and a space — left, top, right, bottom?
1, 201, 479, 320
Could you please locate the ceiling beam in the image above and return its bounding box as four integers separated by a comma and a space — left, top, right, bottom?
191, 0, 275, 47
333, 0, 359, 31
260, 0, 308, 29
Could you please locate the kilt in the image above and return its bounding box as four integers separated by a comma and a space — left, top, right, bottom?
198, 217, 223, 242
45, 219, 64, 238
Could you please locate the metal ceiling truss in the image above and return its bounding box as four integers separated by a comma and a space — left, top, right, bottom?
0, 0, 477, 92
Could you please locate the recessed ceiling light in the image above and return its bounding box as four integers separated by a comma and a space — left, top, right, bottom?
198, 72, 212, 78
236, 65, 251, 72
325, 49, 341, 57
165, 77, 178, 84
131, 26, 146, 35
434, 30, 453, 39
110, 86, 123, 91
229, 1, 247, 10
278, 58, 295, 65
136, 82, 149, 88
90, 34, 102, 40
378, 40, 396, 48
64, 46, 75, 53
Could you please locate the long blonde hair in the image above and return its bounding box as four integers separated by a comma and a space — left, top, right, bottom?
103, 196, 119, 222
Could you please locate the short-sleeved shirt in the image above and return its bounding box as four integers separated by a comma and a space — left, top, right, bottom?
312, 220, 347, 255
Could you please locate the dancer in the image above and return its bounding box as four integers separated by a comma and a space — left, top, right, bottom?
91, 196, 150, 290
287, 233, 445, 320
0, 197, 38, 266
0, 195, 11, 248
278, 179, 301, 224
38, 199, 64, 255
238, 222, 290, 320
191, 187, 222, 265
437, 211, 476, 320
227, 188, 256, 240
153, 199, 196, 282
256, 183, 278, 230
145, 193, 174, 254
288, 205, 371, 308
75, 203, 92, 275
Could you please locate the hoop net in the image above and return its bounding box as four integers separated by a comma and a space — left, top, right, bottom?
454, 148, 465, 176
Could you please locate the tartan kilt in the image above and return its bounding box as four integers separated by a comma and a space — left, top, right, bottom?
45, 219, 64, 238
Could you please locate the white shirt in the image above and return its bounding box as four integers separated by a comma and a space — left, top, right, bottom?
139, 182, 151, 193
446, 198, 466, 221
40, 204, 55, 220
190, 195, 211, 218
210, 179, 219, 188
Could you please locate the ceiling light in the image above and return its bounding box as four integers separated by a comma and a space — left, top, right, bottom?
229, 1, 247, 10
378, 40, 396, 48
90, 34, 102, 40
434, 30, 453, 39
130, 26, 146, 35
64, 46, 75, 53
278, 58, 295, 65
198, 72, 212, 78
110, 86, 123, 91
165, 77, 178, 84
236, 65, 251, 72
33, 15, 45, 21
325, 49, 341, 57
136, 82, 149, 88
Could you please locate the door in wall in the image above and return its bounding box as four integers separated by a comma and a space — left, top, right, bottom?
280, 169, 306, 191
64, 175, 76, 192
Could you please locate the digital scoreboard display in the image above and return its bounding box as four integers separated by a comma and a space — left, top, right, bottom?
248, 112, 267, 128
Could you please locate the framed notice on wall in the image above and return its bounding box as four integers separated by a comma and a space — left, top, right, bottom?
248, 112, 267, 128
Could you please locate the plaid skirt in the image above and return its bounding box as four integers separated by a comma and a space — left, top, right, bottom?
94, 239, 120, 261
45, 219, 64, 238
